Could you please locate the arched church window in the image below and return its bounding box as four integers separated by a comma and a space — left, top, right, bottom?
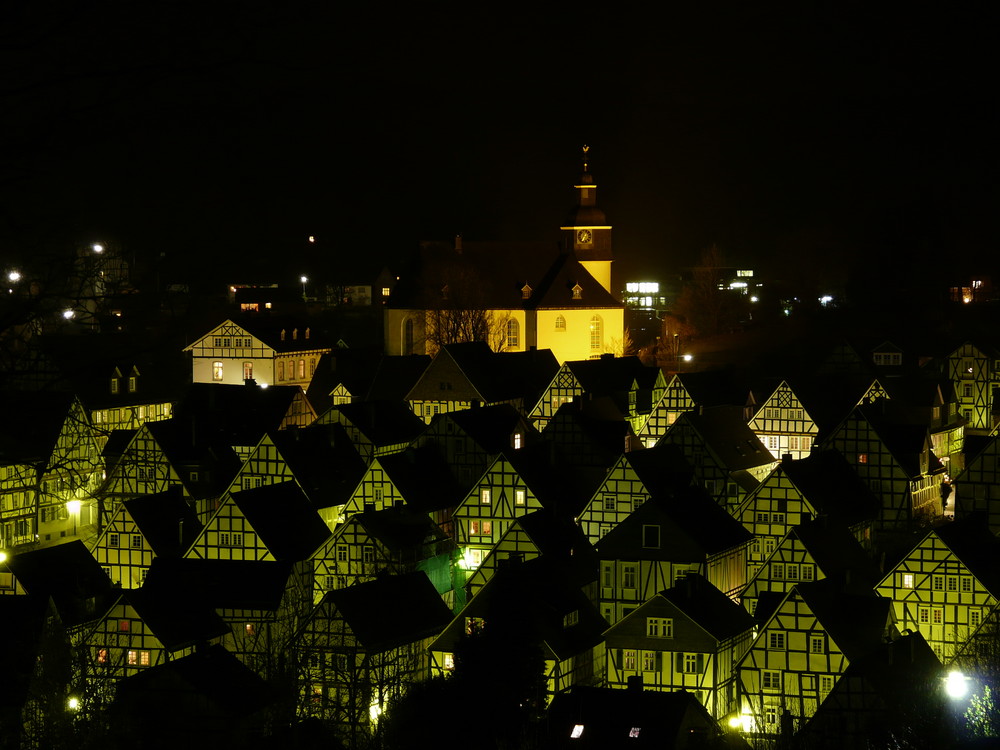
506, 319, 520, 349
555, 315, 566, 331
590, 315, 603, 350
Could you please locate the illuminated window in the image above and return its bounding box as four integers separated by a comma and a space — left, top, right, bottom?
590, 315, 603, 349
622, 650, 637, 670
646, 617, 673, 638
127, 650, 138, 665
506, 319, 519, 349
480, 488, 491, 504
629, 727, 641, 738
513, 432, 523, 449
336, 545, 348, 562
573, 284, 583, 300
128, 376, 137, 392
514, 488, 526, 506
110, 378, 119, 394
298, 359, 305, 379
762, 670, 781, 691
139, 650, 150, 666
857, 453, 868, 464
97, 648, 108, 664
382, 287, 391, 296
243, 362, 253, 380
555, 315, 566, 331
962, 577, 973, 593
277, 361, 284, 381
902, 573, 915, 588
682, 653, 702, 673
245, 623, 255, 635
212, 361, 224, 381
570, 725, 584, 739
131, 535, 142, 548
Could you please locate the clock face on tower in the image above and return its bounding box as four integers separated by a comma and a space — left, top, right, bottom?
576, 229, 593, 245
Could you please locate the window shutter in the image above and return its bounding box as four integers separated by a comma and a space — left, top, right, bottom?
675, 653, 683, 672
617, 649, 622, 671
655, 652, 662, 672
697, 654, 705, 673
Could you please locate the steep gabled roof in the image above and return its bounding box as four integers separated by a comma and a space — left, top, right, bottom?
230, 481, 331, 561
669, 406, 773, 472
789, 517, 881, 591
143, 557, 293, 611
661, 573, 756, 642
124, 487, 203, 557
435, 403, 539, 454
124, 587, 229, 652
935, 515, 1000, 595
269, 424, 367, 507
322, 401, 426, 447
377, 444, 470, 513
351, 506, 450, 553
0, 390, 80, 464
325, 571, 452, 653
796, 581, 892, 661
172, 382, 308, 444
779, 450, 881, 526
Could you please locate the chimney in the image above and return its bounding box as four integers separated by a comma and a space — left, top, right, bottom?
781, 453, 793, 464
454, 234, 462, 253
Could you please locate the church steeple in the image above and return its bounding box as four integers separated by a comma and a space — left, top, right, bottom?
560, 145, 613, 294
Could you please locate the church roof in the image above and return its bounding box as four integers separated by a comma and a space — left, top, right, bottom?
388, 241, 620, 311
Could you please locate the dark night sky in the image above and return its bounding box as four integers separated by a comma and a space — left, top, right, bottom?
1, 3, 996, 290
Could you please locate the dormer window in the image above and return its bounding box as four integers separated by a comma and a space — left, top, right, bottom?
521, 284, 532, 300
305, 327, 311, 339
292, 328, 298, 340
572, 283, 583, 300
110, 378, 120, 394
280, 329, 286, 341
128, 376, 137, 393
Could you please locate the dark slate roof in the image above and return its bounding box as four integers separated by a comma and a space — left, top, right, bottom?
407, 343, 560, 406
308, 349, 430, 407
269, 424, 367, 507
858, 402, 943, 478
216, 315, 335, 353
546, 686, 719, 750
779, 450, 881, 527
124, 487, 203, 558
789, 517, 881, 591
676, 369, 754, 408
172, 382, 305, 445
0, 595, 50, 711
565, 356, 655, 396
796, 581, 891, 661
543, 403, 635, 471
6, 540, 116, 626
378, 445, 470, 513
514, 510, 597, 559
388, 240, 620, 311
101, 428, 137, 476
661, 573, 756, 642
114, 643, 275, 723
596, 486, 752, 561
325, 571, 452, 653
936, 514, 1000, 595
143, 557, 293, 611
0, 390, 76, 464
230, 481, 332, 562
669, 406, 773, 472
145, 419, 243, 498
437, 403, 539, 454
124, 587, 230, 652
323, 401, 426, 447
353, 506, 449, 553
433, 555, 604, 662
505, 443, 610, 518
623, 443, 694, 496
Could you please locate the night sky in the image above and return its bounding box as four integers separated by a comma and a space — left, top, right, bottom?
1, 3, 995, 290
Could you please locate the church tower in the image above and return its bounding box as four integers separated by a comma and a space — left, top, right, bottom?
560, 145, 613, 294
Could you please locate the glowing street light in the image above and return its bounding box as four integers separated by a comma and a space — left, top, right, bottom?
683, 354, 693, 362
7, 270, 20, 283
67, 696, 81, 711
300, 275, 308, 302
66, 500, 82, 536
62, 309, 75, 320
945, 670, 969, 700
92, 243, 104, 253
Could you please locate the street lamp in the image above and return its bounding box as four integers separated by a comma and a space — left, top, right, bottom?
946, 670, 969, 700
66, 500, 81, 536
300, 275, 308, 303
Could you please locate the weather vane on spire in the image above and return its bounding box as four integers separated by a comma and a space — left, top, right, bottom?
581, 144, 590, 172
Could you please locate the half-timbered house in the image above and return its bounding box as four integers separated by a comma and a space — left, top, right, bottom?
527, 356, 665, 433
185, 481, 331, 564
92, 487, 202, 588
183, 317, 333, 388
820, 402, 946, 528
310, 506, 452, 605
748, 380, 819, 461
659, 406, 776, 510
289, 571, 452, 743
874, 515, 1000, 661
315, 401, 426, 464
945, 341, 1000, 433
595, 486, 752, 624
603, 573, 755, 718
0, 392, 103, 550
740, 517, 880, 617
404, 341, 559, 423
575, 442, 692, 546
735, 582, 894, 741
737, 450, 880, 575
